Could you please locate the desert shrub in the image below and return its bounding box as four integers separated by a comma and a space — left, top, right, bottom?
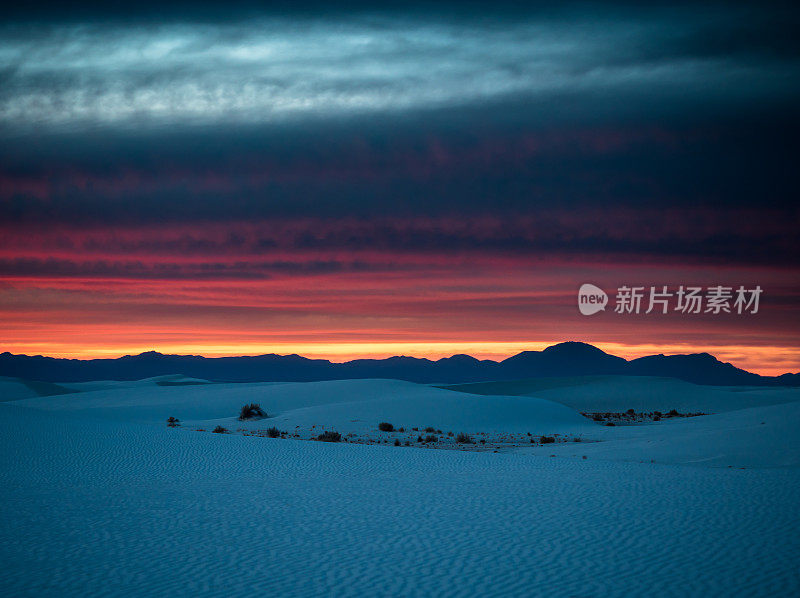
592, 414, 603, 422
573, 436, 582, 442
668, 409, 679, 417
541, 436, 555, 444
166, 416, 180, 427
654, 411, 662, 417
378, 422, 394, 432
424, 434, 437, 443
239, 403, 267, 420
456, 432, 473, 444
653, 415, 661, 421
530, 437, 536, 443
412, 427, 419, 431
425, 426, 435, 433
404, 441, 410, 446
317, 431, 341, 442
399, 427, 405, 432
417, 435, 423, 442
605, 422, 616, 426
267, 427, 281, 438
626, 408, 635, 415
447, 431, 454, 437
213, 426, 228, 434
479, 438, 486, 444
394, 439, 401, 446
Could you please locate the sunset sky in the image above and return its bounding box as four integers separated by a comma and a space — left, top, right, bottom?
1, 1, 798, 374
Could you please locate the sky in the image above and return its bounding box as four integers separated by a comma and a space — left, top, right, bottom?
0, 1, 798, 374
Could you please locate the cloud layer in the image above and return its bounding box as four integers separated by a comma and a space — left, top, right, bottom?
1, 4, 798, 130
0, 2, 798, 371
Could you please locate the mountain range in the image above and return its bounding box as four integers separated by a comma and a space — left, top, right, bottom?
1, 342, 798, 387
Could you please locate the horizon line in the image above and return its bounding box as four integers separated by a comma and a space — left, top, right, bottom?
3, 341, 799, 377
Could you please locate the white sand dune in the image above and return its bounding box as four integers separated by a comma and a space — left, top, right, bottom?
62, 374, 214, 393
445, 375, 800, 468
512, 400, 800, 468
0, 376, 76, 401
443, 375, 800, 414
14, 378, 593, 435
2, 375, 800, 596
0, 378, 43, 401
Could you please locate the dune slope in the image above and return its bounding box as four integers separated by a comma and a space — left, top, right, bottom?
1, 402, 799, 597
442, 375, 800, 414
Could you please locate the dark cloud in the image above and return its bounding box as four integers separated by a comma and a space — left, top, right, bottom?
2, 206, 797, 269
1, 117, 798, 226
1, 3, 798, 132
0, 257, 402, 280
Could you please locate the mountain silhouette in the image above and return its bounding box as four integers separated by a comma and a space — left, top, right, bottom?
0, 341, 796, 386
501, 342, 628, 378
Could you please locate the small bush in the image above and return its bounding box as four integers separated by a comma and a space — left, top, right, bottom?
456, 432, 473, 444
239, 403, 267, 420
378, 422, 394, 432
447, 431, 454, 437
479, 438, 486, 444
416, 435, 423, 442
605, 422, 616, 426
398, 427, 405, 432
166, 416, 180, 427
626, 408, 635, 415
541, 436, 555, 444
530, 437, 536, 443
404, 441, 410, 446
394, 439, 401, 446
424, 434, 437, 443
425, 426, 435, 433
317, 431, 341, 442
213, 426, 228, 434
267, 427, 281, 438
668, 409, 679, 417
592, 414, 603, 422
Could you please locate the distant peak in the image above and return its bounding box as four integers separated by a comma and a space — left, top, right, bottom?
123, 350, 165, 359
439, 354, 479, 363
648, 352, 719, 362
542, 341, 607, 355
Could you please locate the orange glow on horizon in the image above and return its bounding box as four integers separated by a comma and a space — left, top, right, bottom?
3, 340, 797, 377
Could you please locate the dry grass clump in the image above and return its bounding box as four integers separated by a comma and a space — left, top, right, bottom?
239, 403, 267, 420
